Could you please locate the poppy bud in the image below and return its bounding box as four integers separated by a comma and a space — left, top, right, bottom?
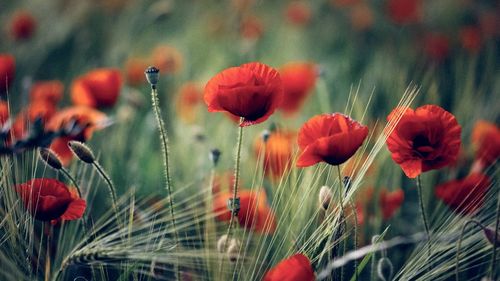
319, 185, 332, 210
377, 257, 394, 281
144, 66, 160, 88
217, 234, 229, 253
261, 129, 271, 143
226, 238, 241, 262
68, 141, 95, 164
483, 226, 500, 246
227, 197, 241, 215
39, 148, 62, 170
209, 148, 221, 166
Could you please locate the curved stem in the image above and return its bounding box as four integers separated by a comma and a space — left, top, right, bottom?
93, 162, 122, 228
416, 175, 432, 269
61, 168, 82, 198
455, 219, 488, 281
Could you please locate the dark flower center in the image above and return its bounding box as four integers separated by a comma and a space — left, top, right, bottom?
412, 134, 434, 158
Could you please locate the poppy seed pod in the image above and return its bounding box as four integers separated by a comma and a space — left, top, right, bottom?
261, 129, 271, 143
226, 239, 241, 262
144, 66, 160, 88
319, 185, 332, 210
68, 141, 95, 164
209, 148, 221, 166
39, 148, 63, 170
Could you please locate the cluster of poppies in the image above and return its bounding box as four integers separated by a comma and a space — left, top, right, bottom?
203, 61, 497, 279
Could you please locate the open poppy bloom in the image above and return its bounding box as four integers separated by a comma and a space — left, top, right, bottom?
472, 120, 500, 168
297, 113, 368, 167
12, 100, 57, 139
176, 82, 203, 123
379, 188, 404, 220
386, 0, 421, 25
279, 62, 318, 115
435, 173, 491, 215
0, 54, 15, 93
204, 62, 284, 127
71, 68, 122, 108
10, 10, 36, 40
263, 253, 315, 281
15, 178, 86, 222
213, 189, 276, 234
46, 106, 108, 165
30, 80, 64, 105
254, 130, 296, 179
0, 101, 8, 126
386, 105, 461, 178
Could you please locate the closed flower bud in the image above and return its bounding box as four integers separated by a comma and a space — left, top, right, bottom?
210, 148, 221, 166
226, 239, 241, 262
319, 185, 332, 210
377, 257, 394, 281
39, 148, 62, 170
483, 226, 500, 246
144, 66, 160, 87
261, 129, 271, 143
68, 141, 95, 164
217, 234, 229, 253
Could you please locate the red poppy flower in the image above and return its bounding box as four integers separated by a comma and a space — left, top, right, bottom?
475, 126, 500, 168
152, 45, 183, 75
479, 11, 500, 40
350, 3, 375, 31
46, 106, 107, 165
124, 57, 150, 86
386, 105, 461, 178
263, 253, 315, 281
10, 10, 36, 40
297, 113, 368, 167
459, 26, 482, 53
379, 188, 404, 220
12, 100, 57, 139
15, 178, 86, 221
71, 68, 122, 108
0, 54, 15, 93
240, 16, 265, 40
0, 101, 9, 125
204, 62, 284, 127
176, 82, 203, 123
285, 2, 312, 26
213, 189, 276, 234
423, 33, 450, 62
279, 62, 318, 115
435, 173, 491, 215
386, 0, 422, 25
254, 130, 296, 180
30, 80, 64, 104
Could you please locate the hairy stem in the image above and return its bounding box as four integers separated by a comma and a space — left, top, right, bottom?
416, 175, 432, 269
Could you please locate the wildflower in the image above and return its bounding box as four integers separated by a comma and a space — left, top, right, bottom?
386, 0, 421, 25
213, 189, 276, 234
435, 173, 491, 215
15, 178, 86, 221
279, 62, 319, 115
125, 57, 150, 86
263, 253, 315, 281
285, 2, 312, 26
472, 120, 500, 169
254, 129, 296, 179
175, 82, 203, 123
71, 68, 123, 108
30, 80, 64, 104
0, 101, 9, 125
151, 45, 183, 74
379, 188, 404, 220
240, 16, 264, 40
297, 113, 368, 167
204, 62, 284, 127
12, 100, 57, 139
39, 148, 63, 170
0, 54, 15, 93
68, 141, 96, 164
479, 11, 500, 40
459, 26, 482, 53
423, 33, 450, 62
350, 3, 374, 31
46, 106, 107, 165
386, 105, 461, 178
10, 10, 36, 40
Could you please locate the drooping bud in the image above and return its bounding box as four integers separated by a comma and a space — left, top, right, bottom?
377, 257, 394, 281
261, 129, 271, 143
226, 239, 241, 262
319, 185, 332, 210
483, 226, 500, 245
38, 148, 62, 170
217, 234, 229, 253
209, 148, 221, 166
68, 141, 95, 164
144, 66, 160, 88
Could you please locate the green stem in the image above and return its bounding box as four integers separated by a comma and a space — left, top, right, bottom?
150, 85, 180, 280
455, 219, 487, 281
349, 199, 358, 281
416, 175, 432, 269
93, 162, 122, 227
337, 165, 346, 281
61, 168, 82, 198
491, 192, 499, 280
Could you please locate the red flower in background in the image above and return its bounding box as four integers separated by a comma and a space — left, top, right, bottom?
386, 105, 461, 178
30, 80, 64, 105
0, 54, 15, 93
279, 62, 318, 115
204, 62, 284, 127
330, 0, 360, 8
124, 57, 150, 86
213, 189, 276, 234
176, 82, 203, 123
472, 120, 500, 168
254, 130, 296, 179
379, 188, 404, 220
71, 68, 122, 108
285, 2, 312, 26
0, 101, 9, 125
15, 178, 86, 221
240, 16, 265, 40
10, 10, 36, 41
423, 33, 450, 62
12, 100, 57, 139
297, 113, 368, 167
46, 106, 108, 165
263, 253, 315, 281
152, 45, 183, 75
459, 26, 482, 53
350, 3, 375, 31
435, 173, 491, 215
387, 0, 422, 24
